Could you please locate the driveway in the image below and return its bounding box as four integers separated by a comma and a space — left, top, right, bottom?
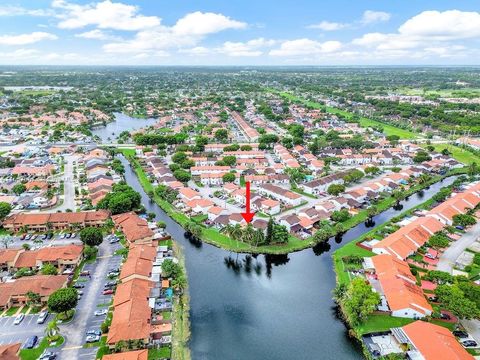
437, 221, 480, 272
436, 221, 480, 344
57, 239, 122, 359
49, 154, 77, 212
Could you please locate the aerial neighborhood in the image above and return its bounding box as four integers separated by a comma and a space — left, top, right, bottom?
0, 41, 479, 360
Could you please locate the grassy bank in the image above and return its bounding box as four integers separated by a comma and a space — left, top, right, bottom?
269, 89, 417, 139
121, 149, 462, 255
171, 242, 191, 360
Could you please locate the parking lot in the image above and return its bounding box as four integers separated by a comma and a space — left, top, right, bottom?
0, 313, 49, 348
8, 232, 83, 251
57, 238, 123, 360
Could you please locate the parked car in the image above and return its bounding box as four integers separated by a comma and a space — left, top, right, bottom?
440, 313, 451, 320
73, 283, 85, 289
85, 334, 100, 343
80, 270, 91, 277
25, 234, 32, 240
66, 233, 72, 238
37, 311, 49, 324
47, 233, 54, 240
109, 237, 120, 244
107, 271, 119, 277
453, 331, 469, 338
71, 233, 76, 238
39, 351, 56, 360
103, 289, 114, 295
23, 335, 38, 349
463, 340, 478, 347
94, 309, 108, 316
104, 281, 117, 287
86, 329, 102, 336
14, 313, 25, 325
60, 233, 66, 239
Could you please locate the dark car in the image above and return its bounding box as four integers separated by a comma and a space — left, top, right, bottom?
73, 283, 85, 289
39, 351, 56, 360
440, 313, 451, 320
47, 233, 54, 239
453, 331, 469, 339
24, 335, 38, 349
463, 340, 478, 347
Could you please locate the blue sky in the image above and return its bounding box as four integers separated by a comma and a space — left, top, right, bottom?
0, 0, 479, 65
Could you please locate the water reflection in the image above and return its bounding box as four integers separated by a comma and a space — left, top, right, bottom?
312, 241, 331, 256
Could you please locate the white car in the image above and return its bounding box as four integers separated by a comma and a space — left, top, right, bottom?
13, 313, 25, 325
85, 334, 100, 343
94, 309, 108, 316
37, 311, 49, 324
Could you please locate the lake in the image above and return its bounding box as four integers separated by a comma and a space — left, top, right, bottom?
119, 155, 457, 360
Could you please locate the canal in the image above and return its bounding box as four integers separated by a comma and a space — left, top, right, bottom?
118, 155, 457, 360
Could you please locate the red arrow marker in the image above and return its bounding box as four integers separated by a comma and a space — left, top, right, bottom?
241, 181, 255, 223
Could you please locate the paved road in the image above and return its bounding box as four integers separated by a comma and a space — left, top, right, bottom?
55, 155, 77, 212
58, 239, 121, 359
436, 222, 480, 344
437, 221, 480, 272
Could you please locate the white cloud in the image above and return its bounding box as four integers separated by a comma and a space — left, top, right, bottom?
173, 11, 246, 36
361, 10, 391, 25
307, 21, 348, 31
0, 32, 57, 45
103, 11, 247, 54
218, 38, 275, 57
0, 5, 52, 17
75, 29, 118, 40
179, 47, 211, 56
398, 10, 480, 40
269, 39, 342, 56
53, 0, 160, 30
353, 10, 480, 55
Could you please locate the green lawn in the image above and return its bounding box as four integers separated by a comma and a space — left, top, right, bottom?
421, 143, 480, 165
5, 307, 19, 316
149, 347, 172, 359
356, 314, 414, 335
274, 90, 416, 139
20, 336, 64, 360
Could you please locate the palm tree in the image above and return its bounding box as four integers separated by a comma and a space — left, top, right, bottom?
242, 224, 255, 244
253, 229, 265, 247
45, 320, 59, 340
418, 173, 431, 185
231, 224, 243, 242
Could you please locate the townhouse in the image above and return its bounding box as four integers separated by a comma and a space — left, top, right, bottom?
230, 111, 259, 141
107, 244, 173, 349
0, 275, 69, 310
256, 183, 303, 207
392, 321, 473, 360
0, 244, 83, 272
365, 254, 432, 318
3, 210, 110, 233
112, 212, 155, 246
371, 182, 480, 259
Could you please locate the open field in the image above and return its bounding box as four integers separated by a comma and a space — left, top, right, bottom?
274, 90, 417, 139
